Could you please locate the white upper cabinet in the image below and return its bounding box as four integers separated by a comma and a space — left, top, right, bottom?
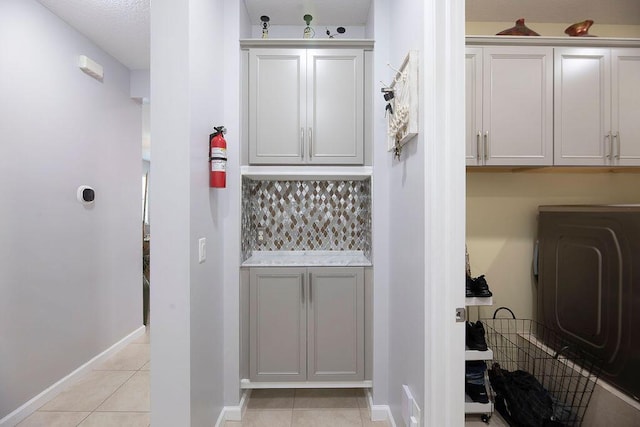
612, 49, 640, 166
466, 46, 554, 166
465, 48, 483, 165
554, 48, 611, 165
249, 49, 306, 164
249, 48, 364, 165
554, 48, 640, 166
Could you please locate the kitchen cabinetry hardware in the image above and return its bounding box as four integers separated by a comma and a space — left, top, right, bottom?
614, 132, 620, 159
308, 128, 313, 161
300, 128, 305, 159
476, 132, 481, 161
605, 133, 611, 159
483, 132, 488, 161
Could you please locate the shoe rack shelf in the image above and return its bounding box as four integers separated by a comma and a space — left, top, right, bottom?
465, 296, 493, 306
465, 392, 493, 414
465, 296, 494, 418
465, 348, 493, 361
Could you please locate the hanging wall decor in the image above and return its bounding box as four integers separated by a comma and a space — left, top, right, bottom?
385, 50, 419, 158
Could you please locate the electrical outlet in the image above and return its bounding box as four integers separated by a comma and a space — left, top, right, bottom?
411, 398, 421, 426
402, 385, 412, 426
402, 385, 421, 427
257, 227, 265, 243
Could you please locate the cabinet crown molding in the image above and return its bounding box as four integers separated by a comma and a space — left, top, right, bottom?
466, 35, 640, 48
240, 39, 374, 49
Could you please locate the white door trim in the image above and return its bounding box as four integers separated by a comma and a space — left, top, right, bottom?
423, 0, 466, 426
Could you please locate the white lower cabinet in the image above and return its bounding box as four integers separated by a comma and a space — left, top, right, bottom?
249, 266, 364, 382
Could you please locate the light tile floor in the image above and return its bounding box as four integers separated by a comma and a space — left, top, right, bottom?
225, 388, 389, 427
18, 330, 150, 427
16, 327, 504, 426
465, 413, 508, 426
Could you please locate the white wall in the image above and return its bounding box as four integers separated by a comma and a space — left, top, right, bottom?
222, 0, 249, 408
149, 0, 192, 421
369, 0, 390, 409
466, 172, 640, 321
0, 0, 142, 420
372, 0, 426, 422
150, 0, 245, 424
188, 0, 227, 423
373, 0, 466, 424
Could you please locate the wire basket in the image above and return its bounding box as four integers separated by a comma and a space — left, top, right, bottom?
482, 307, 602, 426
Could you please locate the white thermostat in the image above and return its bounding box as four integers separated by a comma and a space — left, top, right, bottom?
77, 185, 95, 205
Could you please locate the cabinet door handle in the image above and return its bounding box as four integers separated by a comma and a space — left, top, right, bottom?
308, 127, 313, 161
613, 132, 620, 159
301, 275, 305, 304
300, 128, 305, 160
476, 131, 481, 161
308, 272, 312, 304
605, 133, 611, 159
483, 131, 489, 161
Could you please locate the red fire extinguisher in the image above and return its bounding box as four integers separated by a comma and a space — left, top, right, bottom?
209, 126, 227, 188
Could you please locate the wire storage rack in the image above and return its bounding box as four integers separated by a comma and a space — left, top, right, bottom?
482, 307, 602, 426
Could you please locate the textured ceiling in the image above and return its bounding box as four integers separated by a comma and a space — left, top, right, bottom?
33, 0, 639, 73
243, 0, 372, 25
37, 0, 149, 70
467, 0, 640, 25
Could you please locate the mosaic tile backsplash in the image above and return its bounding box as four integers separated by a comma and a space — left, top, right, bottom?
241, 178, 371, 261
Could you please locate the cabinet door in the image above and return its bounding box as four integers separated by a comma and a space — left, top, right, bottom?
612, 49, 640, 166
483, 47, 553, 166
249, 49, 306, 164
554, 48, 611, 165
307, 50, 364, 164
249, 267, 307, 381
307, 267, 364, 381
465, 48, 483, 166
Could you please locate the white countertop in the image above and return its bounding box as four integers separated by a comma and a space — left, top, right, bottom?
242, 251, 372, 267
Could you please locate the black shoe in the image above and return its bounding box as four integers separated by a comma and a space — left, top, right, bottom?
465, 360, 487, 378
466, 321, 488, 351
466, 274, 474, 297
470, 275, 492, 297
465, 381, 490, 404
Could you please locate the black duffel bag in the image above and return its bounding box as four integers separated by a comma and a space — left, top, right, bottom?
488, 363, 564, 427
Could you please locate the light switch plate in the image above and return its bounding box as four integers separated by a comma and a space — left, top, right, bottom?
198, 238, 206, 263
402, 385, 412, 426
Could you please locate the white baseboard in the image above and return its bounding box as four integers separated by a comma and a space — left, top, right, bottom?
366, 389, 396, 427
240, 379, 373, 389
0, 325, 146, 427
215, 389, 252, 427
